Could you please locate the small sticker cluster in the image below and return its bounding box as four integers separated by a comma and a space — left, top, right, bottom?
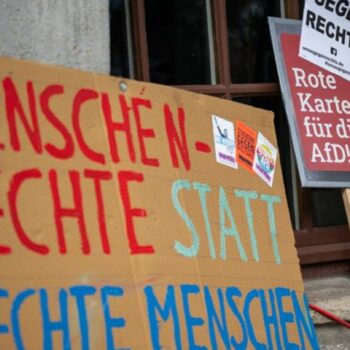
212, 116, 278, 186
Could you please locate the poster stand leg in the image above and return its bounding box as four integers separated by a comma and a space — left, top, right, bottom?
342, 189, 350, 227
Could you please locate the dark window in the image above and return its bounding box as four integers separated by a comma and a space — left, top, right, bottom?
226, 0, 280, 83
145, 0, 214, 85
110, 0, 132, 77
312, 190, 348, 228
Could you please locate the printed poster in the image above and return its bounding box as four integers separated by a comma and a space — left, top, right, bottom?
269, 16, 350, 186
299, 0, 350, 81
283, 33, 350, 172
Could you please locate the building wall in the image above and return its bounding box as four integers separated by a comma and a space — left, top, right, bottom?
0, 0, 109, 74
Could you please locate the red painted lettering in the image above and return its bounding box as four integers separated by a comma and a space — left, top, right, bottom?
101, 93, 135, 163
72, 89, 105, 164
164, 104, 190, 170
40, 85, 74, 159
3, 77, 42, 154
118, 171, 154, 254
132, 97, 159, 167
8, 169, 49, 254
49, 169, 90, 254
84, 169, 112, 254
0, 207, 11, 254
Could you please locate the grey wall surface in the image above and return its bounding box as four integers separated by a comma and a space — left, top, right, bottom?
0, 0, 109, 74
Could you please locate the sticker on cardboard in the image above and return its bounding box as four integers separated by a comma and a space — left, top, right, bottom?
253, 132, 277, 186
212, 115, 238, 169
236, 120, 257, 173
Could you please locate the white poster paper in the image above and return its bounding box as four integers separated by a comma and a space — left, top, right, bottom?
299, 0, 350, 81
253, 132, 277, 187
212, 115, 238, 169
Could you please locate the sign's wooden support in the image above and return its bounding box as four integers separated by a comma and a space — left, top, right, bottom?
342, 189, 350, 227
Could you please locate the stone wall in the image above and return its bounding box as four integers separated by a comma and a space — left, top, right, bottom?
0, 0, 109, 74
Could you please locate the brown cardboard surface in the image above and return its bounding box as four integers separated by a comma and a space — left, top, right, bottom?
0, 56, 318, 349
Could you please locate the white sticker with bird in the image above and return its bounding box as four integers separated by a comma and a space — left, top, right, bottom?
212, 115, 238, 169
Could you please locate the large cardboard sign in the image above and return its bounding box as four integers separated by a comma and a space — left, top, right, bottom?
299, 0, 350, 81
0, 56, 318, 349
270, 17, 350, 187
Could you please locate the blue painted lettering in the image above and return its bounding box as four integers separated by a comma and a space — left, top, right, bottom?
181, 284, 206, 350
40, 288, 71, 350
172, 180, 200, 257
193, 182, 215, 259
0, 289, 9, 337
291, 291, 319, 350
260, 194, 281, 264
144, 285, 181, 350
11, 289, 35, 350
258, 289, 282, 349
219, 186, 247, 261
243, 289, 266, 349
70, 285, 96, 350
204, 286, 230, 349
275, 287, 298, 349
235, 190, 259, 261
101, 286, 128, 350
225, 287, 248, 349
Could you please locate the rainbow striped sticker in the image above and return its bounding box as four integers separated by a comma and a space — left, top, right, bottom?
253, 132, 277, 187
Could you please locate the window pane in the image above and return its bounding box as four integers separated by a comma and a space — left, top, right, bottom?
110, 0, 132, 77
311, 189, 347, 228
145, 0, 214, 85
226, 0, 280, 83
